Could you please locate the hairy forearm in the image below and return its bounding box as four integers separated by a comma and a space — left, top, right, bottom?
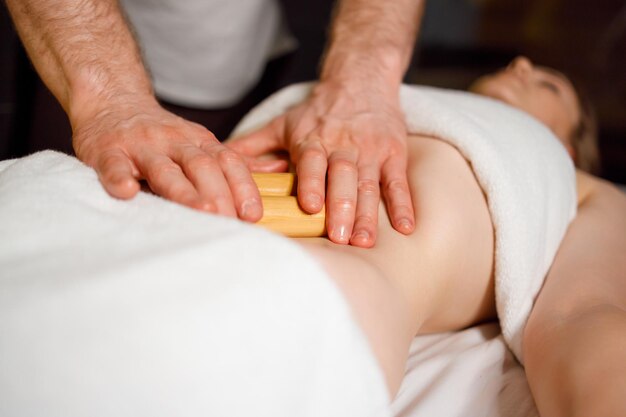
322, 0, 425, 89
5, 0, 153, 126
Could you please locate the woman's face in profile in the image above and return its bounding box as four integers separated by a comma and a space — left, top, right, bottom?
470, 56, 580, 149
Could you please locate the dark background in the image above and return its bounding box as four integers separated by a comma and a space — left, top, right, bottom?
1, 0, 625, 182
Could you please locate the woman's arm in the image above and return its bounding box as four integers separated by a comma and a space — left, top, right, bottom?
523, 172, 626, 417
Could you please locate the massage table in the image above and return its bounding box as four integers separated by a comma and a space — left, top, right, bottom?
1, 80, 589, 417
0, 151, 543, 416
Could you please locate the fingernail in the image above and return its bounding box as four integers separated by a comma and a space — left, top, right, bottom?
241, 198, 261, 219
352, 230, 370, 243
398, 218, 413, 232
306, 193, 323, 210
331, 225, 349, 243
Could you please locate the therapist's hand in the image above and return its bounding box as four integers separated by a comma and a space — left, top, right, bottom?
228, 81, 415, 247
72, 97, 285, 222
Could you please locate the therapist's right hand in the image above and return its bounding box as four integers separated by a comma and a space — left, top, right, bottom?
71, 98, 284, 222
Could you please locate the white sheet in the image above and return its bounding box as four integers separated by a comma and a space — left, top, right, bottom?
0, 150, 542, 417
0, 151, 389, 417
392, 323, 538, 417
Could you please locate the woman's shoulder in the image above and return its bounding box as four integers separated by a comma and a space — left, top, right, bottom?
576, 170, 626, 209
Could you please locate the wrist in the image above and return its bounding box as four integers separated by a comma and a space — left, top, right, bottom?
310, 75, 403, 119
320, 46, 406, 92
68, 68, 157, 129
317, 54, 403, 102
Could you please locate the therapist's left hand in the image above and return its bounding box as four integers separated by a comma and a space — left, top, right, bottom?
228, 80, 415, 247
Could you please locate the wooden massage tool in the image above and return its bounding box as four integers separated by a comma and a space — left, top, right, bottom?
251, 173, 326, 237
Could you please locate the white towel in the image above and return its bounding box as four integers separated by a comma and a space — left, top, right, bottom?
233, 83, 578, 363
0, 151, 389, 417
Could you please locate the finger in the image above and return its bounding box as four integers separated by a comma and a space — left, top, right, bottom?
381, 154, 415, 235
325, 151, 358, 245
350, 164, 380, 248
96, 148, 141, 199
246, 158, 290, 173
227, 118, 284, 157
295, 141, 328, 214
174, 144, 238, 218
216, 146, 264, 222
135, 152, 206, 211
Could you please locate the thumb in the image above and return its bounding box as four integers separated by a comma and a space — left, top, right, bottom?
227, 118, 284, 157
247, 157, 290, 173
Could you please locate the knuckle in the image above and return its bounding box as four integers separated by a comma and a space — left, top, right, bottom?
101, 165, 127, 183
355, 214, 376, 228
388, 145, 407, 158
166, 185, 187, 198
212, 194, 232, 205
159, 179, 192, 200
357, 178, 380, 196
234, 181, 259, 198
170, 190, 196, 204
200, 140, 221, 154
385, 178, 410, 194
300, 147, 326, 163
329, 196, 355, 213
217, 149, 243, 166
195, 127, 218, 142
147, 124, 177, 141
101, 171, 120, 185
185, 154, 213, 171
298, 172, 325, 189
98, 152, 120, 171
211, 194, 236, 213
330, 158, 356, 174
188, 120, 209, 133
390, 201, 414, 218
148, 162, 180, 183
392, 204, 414, 219
297, 164, 327, 186
354, 214, 377, 231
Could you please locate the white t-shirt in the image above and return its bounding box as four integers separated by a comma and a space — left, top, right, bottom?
120, 0, 296, 108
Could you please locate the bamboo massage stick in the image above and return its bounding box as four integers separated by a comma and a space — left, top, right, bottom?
251, 173, 295, 196
252, 173, 326, 237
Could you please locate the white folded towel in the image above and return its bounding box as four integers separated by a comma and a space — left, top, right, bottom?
233, 83, 578, 363
0, 151, 389, 417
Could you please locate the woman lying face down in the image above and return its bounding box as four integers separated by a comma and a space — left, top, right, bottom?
273, 57, 625, 416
